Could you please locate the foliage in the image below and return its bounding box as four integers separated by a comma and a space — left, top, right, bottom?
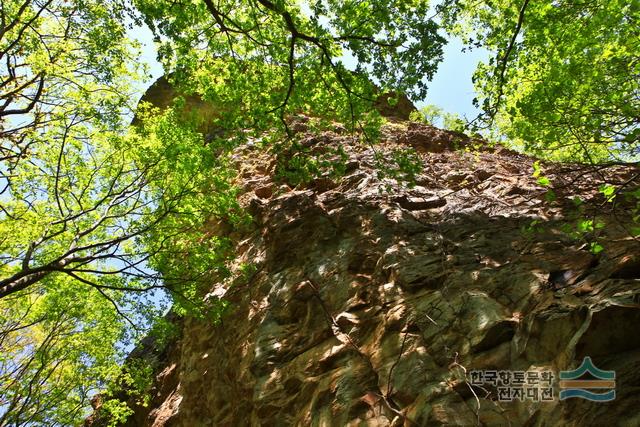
441, 0, 640, 163
375, 147, 423, 189
0, 279, 128, 425
411, 104, 466, 133
273, 138, 349, 187
0, 0, 140, 172
133, 102, 248, 318
442, 0, 640, 254
98, 399, 134, 427
0, 1, 154, 424
0, 1, 243, 419
132, 0, 446, 134
0, 97, 241, 424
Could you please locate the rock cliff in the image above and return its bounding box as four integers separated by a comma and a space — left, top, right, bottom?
92, 109, 640, 425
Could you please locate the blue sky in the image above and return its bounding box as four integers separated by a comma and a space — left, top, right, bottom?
422, 37, 489, 120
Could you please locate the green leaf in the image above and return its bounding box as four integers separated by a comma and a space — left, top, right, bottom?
599, 184, 616, 201
578, 219, 594, 232
545, 189, 556, 202
532, 161, 542, 178
537, 176, 551, 186
590, 242, 604, 254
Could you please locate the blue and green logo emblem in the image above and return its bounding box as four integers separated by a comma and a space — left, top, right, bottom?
559, 357, 615, 402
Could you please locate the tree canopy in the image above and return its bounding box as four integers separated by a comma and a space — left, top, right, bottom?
441, 0, 640, 162
0, 0, 638, 424
132, 0, 446, 133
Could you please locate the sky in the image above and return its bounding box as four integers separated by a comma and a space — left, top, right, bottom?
422, 38, 489, 120
128, 21, 489, 123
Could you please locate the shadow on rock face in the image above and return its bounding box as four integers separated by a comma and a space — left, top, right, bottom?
576, 305, 640, 358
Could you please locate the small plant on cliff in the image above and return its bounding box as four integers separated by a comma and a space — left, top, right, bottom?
273, 139, 349, 187
375, 148, 423, 190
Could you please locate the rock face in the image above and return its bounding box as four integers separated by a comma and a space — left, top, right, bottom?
131, 75, 222, 135
133, 75, 417, 127
96, 121, 640, 426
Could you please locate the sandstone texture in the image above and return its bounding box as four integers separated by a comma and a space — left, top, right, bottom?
93, 120, 640, 426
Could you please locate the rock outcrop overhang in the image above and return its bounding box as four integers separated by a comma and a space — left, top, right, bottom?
91, 78, 640, 426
